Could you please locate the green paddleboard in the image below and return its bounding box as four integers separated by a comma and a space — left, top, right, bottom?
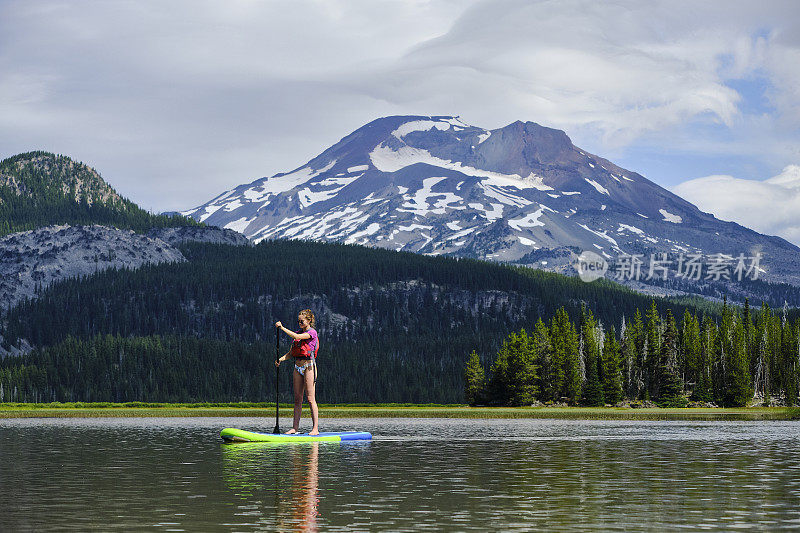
220, 428, 372, 443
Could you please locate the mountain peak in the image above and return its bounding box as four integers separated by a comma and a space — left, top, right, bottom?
182, 115, 800, 288
0, 151, 121, 206
357, 115, 469, 138
494, 120, 574, 163
0, 151, 201, 237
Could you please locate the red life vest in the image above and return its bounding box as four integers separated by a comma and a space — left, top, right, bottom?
290, 328, 319, 359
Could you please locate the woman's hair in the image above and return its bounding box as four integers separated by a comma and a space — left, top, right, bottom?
299, 309, 316, 329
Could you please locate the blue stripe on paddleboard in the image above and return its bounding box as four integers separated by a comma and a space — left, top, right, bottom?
338, 432, 372, 441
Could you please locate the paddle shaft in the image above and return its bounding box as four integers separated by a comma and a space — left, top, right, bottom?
273, 325, 280, 434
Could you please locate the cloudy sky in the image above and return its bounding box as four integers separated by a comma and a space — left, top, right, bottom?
1, 0, 799, 243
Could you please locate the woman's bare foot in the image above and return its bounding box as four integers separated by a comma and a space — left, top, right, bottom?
285, 428, 298, 434
309, 429, 320, 436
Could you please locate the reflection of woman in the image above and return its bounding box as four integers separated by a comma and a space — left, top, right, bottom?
220, 441, 320, 532
292, 443, 319, 532
275, 309, 320, 435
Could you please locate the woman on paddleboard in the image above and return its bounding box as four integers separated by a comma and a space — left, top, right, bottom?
275, 309, 320, 435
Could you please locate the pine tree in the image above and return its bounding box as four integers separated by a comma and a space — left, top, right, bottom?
549, 307, 581, 403
532, 318, 553, 402
724, 311, 753, 407
656, 309, 685, 407
563, 312, 582, 403
507, 329, 539, 406
488, 329, 538, 406
783, 316, 799, 406
644, 300, 661, 400
693, 315, 715, 403
743, 298, 757, 382
712, 296, 733, 404
581, 306, 604, 406
548, 308, 568, 401
602, 326, 624, 404
628, 310, 646, 400
464, 350, 486, 406
682, 311, 701, 398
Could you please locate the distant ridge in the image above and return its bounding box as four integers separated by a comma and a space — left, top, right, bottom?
0, 151, 199, 236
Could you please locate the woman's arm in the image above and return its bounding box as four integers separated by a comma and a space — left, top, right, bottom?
275, 322, 311, 340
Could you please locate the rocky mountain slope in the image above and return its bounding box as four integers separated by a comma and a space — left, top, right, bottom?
182, 116, 800, 291
0, 150, 249, 316
147, 225, 250, 247
0, 224, 248, 356
0, 225, 183, 312
0, 224, 249, 311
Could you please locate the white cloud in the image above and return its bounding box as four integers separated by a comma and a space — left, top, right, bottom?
673, 165, 800, 246
0, 0, 799, 211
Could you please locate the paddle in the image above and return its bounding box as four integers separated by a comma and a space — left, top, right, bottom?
273, 323, 281, 434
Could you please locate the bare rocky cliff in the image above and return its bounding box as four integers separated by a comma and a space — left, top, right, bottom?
0, 225, 184, 311
0, 225, 249, 311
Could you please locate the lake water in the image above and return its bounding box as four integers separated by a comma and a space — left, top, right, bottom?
2, 417, 800, 531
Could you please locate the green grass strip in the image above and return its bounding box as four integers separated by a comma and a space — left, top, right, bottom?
2, 403, 800, 420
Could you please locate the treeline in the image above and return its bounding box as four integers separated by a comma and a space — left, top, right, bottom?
0, 334, 468, 403
0, 240, 717, 403
467, 299, 800, 407
0, 151, 199, 236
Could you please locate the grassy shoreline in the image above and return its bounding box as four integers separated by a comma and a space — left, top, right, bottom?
2, 402, 800, 420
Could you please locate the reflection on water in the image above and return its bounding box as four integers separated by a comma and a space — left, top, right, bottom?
2, 417, 800, 531
221, 441, 320, 532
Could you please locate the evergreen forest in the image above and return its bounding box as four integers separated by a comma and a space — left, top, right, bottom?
0, 239, 722, 404
467, 299, 800, 408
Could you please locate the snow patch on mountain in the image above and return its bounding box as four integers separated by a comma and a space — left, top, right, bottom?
578, 223, 620, 248
618, 223, 645, 236
398, 177, 465, 216
224, 199, 243, 211
446, 227, 477, 240
199, 204, 224, 222
345, 222, 381, 244
585, 178, 609, 196
225, 217, 253, 233
508, 208, 547, 230
241, 160, 341, 207
480, 183, 532, 207
298, 173, 363, 207
369, 143, 550, 191
392, 120, 452, 139
660, 209, 683, 223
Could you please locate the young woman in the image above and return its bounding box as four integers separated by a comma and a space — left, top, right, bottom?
275, 309, 320, 435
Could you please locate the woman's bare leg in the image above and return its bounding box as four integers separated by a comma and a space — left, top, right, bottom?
304, 368, 319, 435
287, 367, 304, 434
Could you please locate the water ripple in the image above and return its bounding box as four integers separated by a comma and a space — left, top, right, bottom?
2, 417, 800, 530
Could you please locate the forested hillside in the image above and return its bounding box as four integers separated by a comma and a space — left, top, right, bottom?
0, 151, 199, 235
0, 239, 722, 403
470, 299, 800, 408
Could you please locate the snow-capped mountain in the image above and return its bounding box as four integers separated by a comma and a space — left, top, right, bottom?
182, 115, 800, 287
